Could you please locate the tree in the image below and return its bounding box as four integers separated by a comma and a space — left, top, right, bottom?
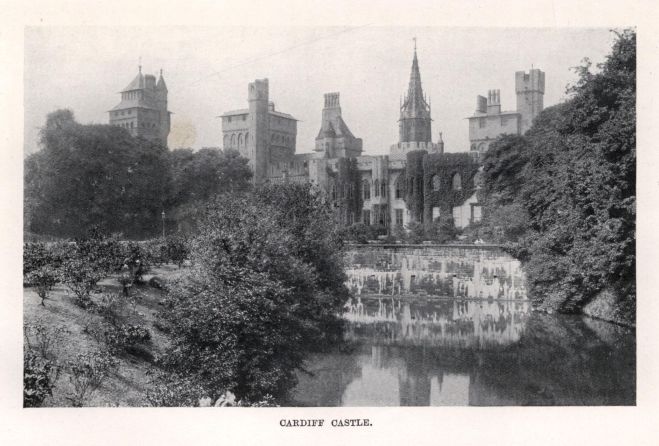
479, 30, 636, 319
160, 186, 347, 404
25, 110, 171, 238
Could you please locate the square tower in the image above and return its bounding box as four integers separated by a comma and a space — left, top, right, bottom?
515, 68, 545, 134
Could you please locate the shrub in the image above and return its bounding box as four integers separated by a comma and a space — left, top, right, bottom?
66, 350, 117, 407
24, 350, 59, 407
59, 258, 104, 308
25, 266, 59, 306
103, 324, 152, 355
23, 242, 52, 277
24, 320, 69, 360
165, 236, 189, 268
122, 242, 150, 283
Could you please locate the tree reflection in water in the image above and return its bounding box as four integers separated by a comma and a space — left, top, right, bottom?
291, 297, 635, 406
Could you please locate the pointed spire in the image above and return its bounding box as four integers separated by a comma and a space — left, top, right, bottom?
399, 39, 432, 144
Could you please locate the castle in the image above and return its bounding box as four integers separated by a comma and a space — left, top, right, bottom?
219, 45, 545, 230
108, 46, 544, 231
109, 65, 171, 144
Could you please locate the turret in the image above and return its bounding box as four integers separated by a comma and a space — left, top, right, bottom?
247, 78, 270, 184
515, 68, 545, 133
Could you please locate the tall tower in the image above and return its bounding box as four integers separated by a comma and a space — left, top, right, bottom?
399, 41, 432, 144
109, 64, 171, 145
315, 92, 363, 158
155, 69, 170, 144
515, 68, 545, 133
246, 78, 270, 185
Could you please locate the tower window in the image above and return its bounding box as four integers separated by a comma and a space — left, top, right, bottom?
395, 177, 403, 199
363, 210, 371, 226
373, 179, 380, 197
432, 174, 441, 191
452, 173, 462, 191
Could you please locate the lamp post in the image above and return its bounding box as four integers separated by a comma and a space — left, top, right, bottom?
161, 211, 166, 239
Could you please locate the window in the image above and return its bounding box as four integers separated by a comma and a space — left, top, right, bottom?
452, 173, 462, 190
479, 117, 486, 128
381, 180, 387, 197
471, 204, 482, 223
238, 134, 243, 147
432, 174, 441, 191
395, 178, 403, 199
363, 179, 370, 200
330, 183, 336, 201
373, 179, 380, 197
245, 133, 249, 145
395, 209, 403, 227
471, 143, 477, 152
453, 207, 462, 228
409, 178, 414, 195
231, 134, 236, 147
363, 210, 371, 226
432, 207, 441, 221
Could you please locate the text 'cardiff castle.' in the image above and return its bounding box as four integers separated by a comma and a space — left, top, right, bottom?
111, 45, 544, 230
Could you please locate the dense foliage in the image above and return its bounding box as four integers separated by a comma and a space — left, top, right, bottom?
24, 112, 252, 239
479, 30, 635, 318
159, 183, 347, 404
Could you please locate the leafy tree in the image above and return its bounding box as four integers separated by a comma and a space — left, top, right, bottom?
479, 30, 635, 319
25, 110, 171, 238
160, 186, 346, 404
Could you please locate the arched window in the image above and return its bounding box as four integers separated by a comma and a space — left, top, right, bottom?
245, 133, 249, 145
395, 177, 403, 199
381, 180, 387, 197
432, 174, 441, 191
330, 182, 336, 201
231, 134, 236, 147
478, 142, 486, 153
409, 177, 414, 195
374, 179, 380, 197
363, 179, 370, 200
452, 173, 462, 190
470, 143, 477, 152
238, 134, 244, 147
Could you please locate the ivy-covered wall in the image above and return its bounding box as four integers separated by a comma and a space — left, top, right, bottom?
422, 153, 479, 226
328, 157, 363, 225
404, 150, 427, 222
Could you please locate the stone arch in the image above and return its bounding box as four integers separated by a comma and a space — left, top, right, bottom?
231, 134, 236, 147
245, 132, 249, 145
238, 133, 244, 147
478, 142, 486, 153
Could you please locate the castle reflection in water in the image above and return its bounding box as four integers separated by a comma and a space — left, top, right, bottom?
291, 246, 635, 406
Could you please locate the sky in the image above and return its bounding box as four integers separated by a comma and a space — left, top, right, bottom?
24, 26, 617, 156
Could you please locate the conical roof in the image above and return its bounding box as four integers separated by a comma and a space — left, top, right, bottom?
122, 69, 145, 92
156, 69, 168, 91
401, 48, 430, 119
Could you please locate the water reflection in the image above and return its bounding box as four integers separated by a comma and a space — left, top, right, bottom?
344, 298, 530, 348
291, 299, 635, 406
345, 247, 527, 299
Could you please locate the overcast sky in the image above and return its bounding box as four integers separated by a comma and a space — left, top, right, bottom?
24, 26, 616, 156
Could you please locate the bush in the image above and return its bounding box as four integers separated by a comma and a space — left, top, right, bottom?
66, 350, 117, 407
165, 236, 189, 268
121, 242, 150, 283
23, 242, 53, 277
59, 258, 104, 308
24, 350, 59, 407
25, 266, 59, 306
161, 187, 347, 404
103, 324, 152, 355
24, 320, 69, 360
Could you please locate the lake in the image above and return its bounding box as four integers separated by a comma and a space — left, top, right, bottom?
290, 245, 636, 406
